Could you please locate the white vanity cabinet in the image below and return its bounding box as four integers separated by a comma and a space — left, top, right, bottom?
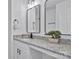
29, 45, 70, 59
13, 40, 31, 59
13, 39, 70, 59
13, 40, 57, 59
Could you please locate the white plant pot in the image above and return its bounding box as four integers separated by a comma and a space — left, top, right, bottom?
49, 38, 59, 43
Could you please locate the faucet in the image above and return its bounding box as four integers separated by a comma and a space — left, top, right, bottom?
30, 33, 33, 39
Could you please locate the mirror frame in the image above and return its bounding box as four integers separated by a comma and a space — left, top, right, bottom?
26, 4, 41, 33
44, 0, 48, 34
44, 0, 71, 36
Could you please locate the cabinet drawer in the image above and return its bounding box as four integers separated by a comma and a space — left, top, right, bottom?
13, 40, 31, 59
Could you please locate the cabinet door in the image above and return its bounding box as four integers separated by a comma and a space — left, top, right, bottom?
30, 48, 43, 59
13, 40, 31, 59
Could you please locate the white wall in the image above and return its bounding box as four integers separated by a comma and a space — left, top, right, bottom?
56, 0, 71, 34
56, 0, 71, 39
40, 0, 46, 34
12, 0, 28, 35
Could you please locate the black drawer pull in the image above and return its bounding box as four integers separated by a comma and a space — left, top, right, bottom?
17, 48, 21, 55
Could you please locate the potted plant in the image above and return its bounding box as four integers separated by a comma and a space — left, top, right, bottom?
47, 31, 61, 43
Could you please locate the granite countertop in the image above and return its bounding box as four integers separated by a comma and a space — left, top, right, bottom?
14, 37, 71, 58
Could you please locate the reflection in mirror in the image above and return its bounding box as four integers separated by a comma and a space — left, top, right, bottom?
27, 5, 40, 33
46, 0, 71, 35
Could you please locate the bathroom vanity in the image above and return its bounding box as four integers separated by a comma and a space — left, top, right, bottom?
13, 37, 71, 59
11, 0, 71, 59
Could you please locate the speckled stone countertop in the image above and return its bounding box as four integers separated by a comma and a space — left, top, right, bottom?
14, 37, 71, 58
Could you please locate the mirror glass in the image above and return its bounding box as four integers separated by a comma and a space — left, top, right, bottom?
27, 5, 40, 33
46, 0, 71, 34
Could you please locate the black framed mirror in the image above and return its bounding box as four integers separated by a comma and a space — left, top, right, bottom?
45, 0, 71, 35
26, 5, 40, 33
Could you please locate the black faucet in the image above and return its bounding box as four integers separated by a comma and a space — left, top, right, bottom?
30, 33, 33, 39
